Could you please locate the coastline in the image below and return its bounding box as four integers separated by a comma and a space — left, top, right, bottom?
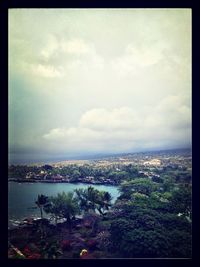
8, 178, 117, 186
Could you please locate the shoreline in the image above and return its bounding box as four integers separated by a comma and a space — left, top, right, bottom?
8, 215, 84, 230
8, 178, 117, 186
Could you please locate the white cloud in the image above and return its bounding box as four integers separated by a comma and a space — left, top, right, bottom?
79, 107, 140, 130
39, 37, 105, 77
41, 36, 101, 60
60, 39, 105, 71
43, 97, 191, 153
111, 41, 167, 77
126, 43, 165, 67
31, 64, 63, 78
60, 39, 91, 55
41, 35, 59, 59
43, 128, 67, 139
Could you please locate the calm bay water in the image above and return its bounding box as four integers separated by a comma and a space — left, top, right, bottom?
8, 182, 119, 224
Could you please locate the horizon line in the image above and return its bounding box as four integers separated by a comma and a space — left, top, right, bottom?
8, 146, 192, 166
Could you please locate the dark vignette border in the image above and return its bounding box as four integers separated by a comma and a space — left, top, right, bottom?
1, 1, 197, 267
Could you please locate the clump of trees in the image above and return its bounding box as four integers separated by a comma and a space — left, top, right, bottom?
43, 192, 80, 232
75, 186, 112, 216
109, 204, 191, 257
33, 178, 191, 258
38, 187, 112, 231
108, 178, 192, 258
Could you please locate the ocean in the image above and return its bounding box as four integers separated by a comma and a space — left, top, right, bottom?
8, 181, 119, 226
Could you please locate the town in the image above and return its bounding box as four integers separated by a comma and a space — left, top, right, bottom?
8, 148, 192, 186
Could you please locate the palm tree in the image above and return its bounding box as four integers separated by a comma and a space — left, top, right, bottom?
35, 194, 49, 219
87, 186, 99, 211
44, 192, 80, 232
75, 187, 112, 216
61, 192, 80, 232
96, 191, 112, 216
43, 197, 61, 226
75, 186, 99, 213
75, 188, 89, 212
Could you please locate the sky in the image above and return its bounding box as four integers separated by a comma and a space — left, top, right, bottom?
9, 8, 192, 163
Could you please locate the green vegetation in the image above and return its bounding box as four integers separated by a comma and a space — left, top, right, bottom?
75, 186, 112, 216
119, 178, 159, 198
8, 158, 192, 187
44, 192, 80, 231
109, 183, 191, 257
35, 194, 49, 219
8, 154, 192, 259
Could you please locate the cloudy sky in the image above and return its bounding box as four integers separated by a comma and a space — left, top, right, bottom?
9, 8, 191, 163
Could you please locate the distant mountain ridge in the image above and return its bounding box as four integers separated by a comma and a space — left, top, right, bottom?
9, 147, 191, 166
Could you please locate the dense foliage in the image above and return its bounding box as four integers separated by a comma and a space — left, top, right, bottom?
108, 178, 192, 258
43, 192, 80, 231
9, 157, 192, 258
32, 180, 191, 258
75, 186, 112, 215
